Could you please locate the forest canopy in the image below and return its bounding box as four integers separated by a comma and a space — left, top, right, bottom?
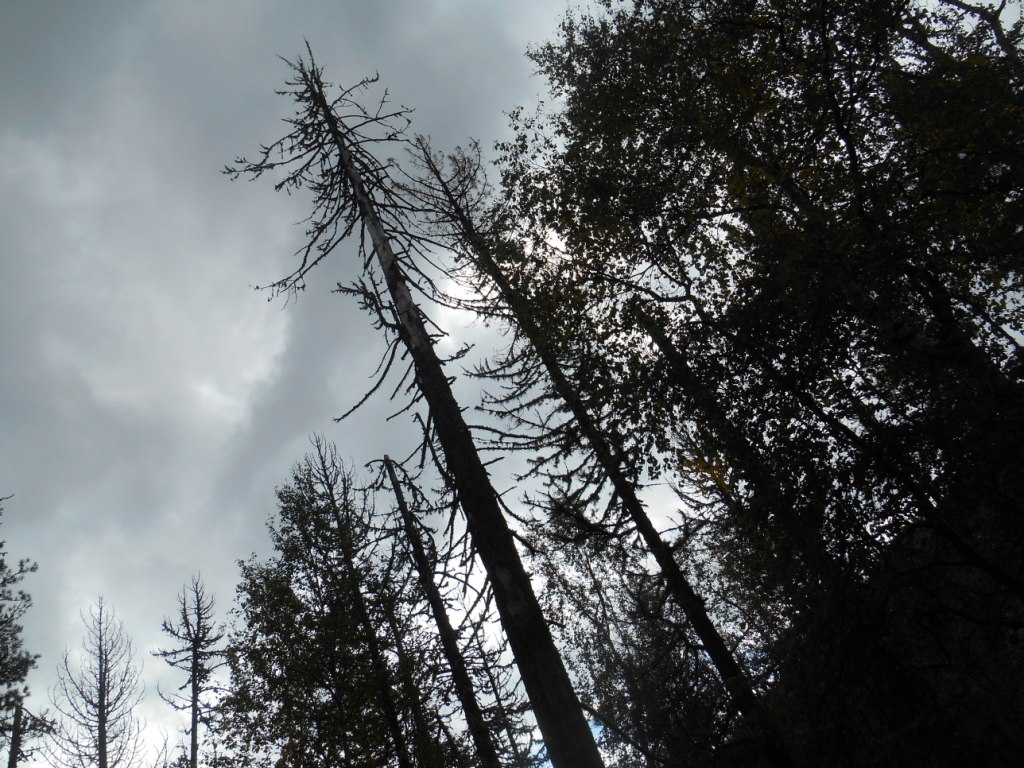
218, 1, 1024, 765
6, 2, 1020, 767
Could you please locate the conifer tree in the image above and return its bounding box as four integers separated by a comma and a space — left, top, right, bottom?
154, 577, 225, 768
49, 599, 143, 768
219, 442, 456, 767
0, 500, 41, 767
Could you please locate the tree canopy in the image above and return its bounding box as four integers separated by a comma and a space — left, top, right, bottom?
219, 442, 467, 768
491, 0, 1024, 763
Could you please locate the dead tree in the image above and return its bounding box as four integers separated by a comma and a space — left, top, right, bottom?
153, 577, 226, 768
226, 50, 604, 768
49, 599, 143, 768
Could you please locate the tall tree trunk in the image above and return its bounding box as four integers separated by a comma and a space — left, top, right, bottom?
98, 649, 108, 768
416, 152, 793, 768
380, 598, 440, 764
384, 456, 504, 768
303, 73, 605, 768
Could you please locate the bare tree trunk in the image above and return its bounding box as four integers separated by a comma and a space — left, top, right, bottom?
303, 74, 605, 768
472, 630, 531, 768
384, 456, 504, 768
416, 154, 793, 768
6, 699, 22, 768
97, 652, 107, 768
187, 643, 200, 768
380, 601, 447, 766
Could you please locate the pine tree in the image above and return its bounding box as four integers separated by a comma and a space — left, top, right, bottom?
153, 577, 226, 768
219, 442, 456, 767
0, 499, 41, 767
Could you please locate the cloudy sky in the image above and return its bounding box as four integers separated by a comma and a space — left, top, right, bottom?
0, 0, 569, 758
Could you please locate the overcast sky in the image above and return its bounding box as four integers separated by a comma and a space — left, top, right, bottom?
0, 1, 570, 759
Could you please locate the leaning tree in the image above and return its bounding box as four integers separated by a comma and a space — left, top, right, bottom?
227, 49, 604, 768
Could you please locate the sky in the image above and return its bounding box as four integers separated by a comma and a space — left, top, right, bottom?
0, 1, 571, 759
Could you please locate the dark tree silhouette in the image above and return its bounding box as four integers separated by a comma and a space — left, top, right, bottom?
0, 499, 45, 768
153, 577, 225, 768
382, 456, 503, 768
401, 141, 791, 766
491, 0, 1024, 764
219, 441, 457, 767
226, 50, 604, 768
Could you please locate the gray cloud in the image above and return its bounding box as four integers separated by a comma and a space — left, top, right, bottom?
1, 0, 567, 758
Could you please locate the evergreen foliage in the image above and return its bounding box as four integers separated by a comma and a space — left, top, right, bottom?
491, 0, 1024, 763
218, 441, 461, 768
0, 500, 44, 768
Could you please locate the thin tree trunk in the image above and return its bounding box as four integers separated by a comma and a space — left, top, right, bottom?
473, 630, 531, 768
384, 457, 504, 768
381, 600, 439, 764
317, 486, 414, 768
189, 651, 199, 768
418, 156, 793, 768
98, 647, 108, 768
6, 699, 22, 768
304, 74, 605, 768
435, 714, 471, 768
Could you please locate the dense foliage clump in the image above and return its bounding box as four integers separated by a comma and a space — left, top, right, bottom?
493, 1, 1024, 764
